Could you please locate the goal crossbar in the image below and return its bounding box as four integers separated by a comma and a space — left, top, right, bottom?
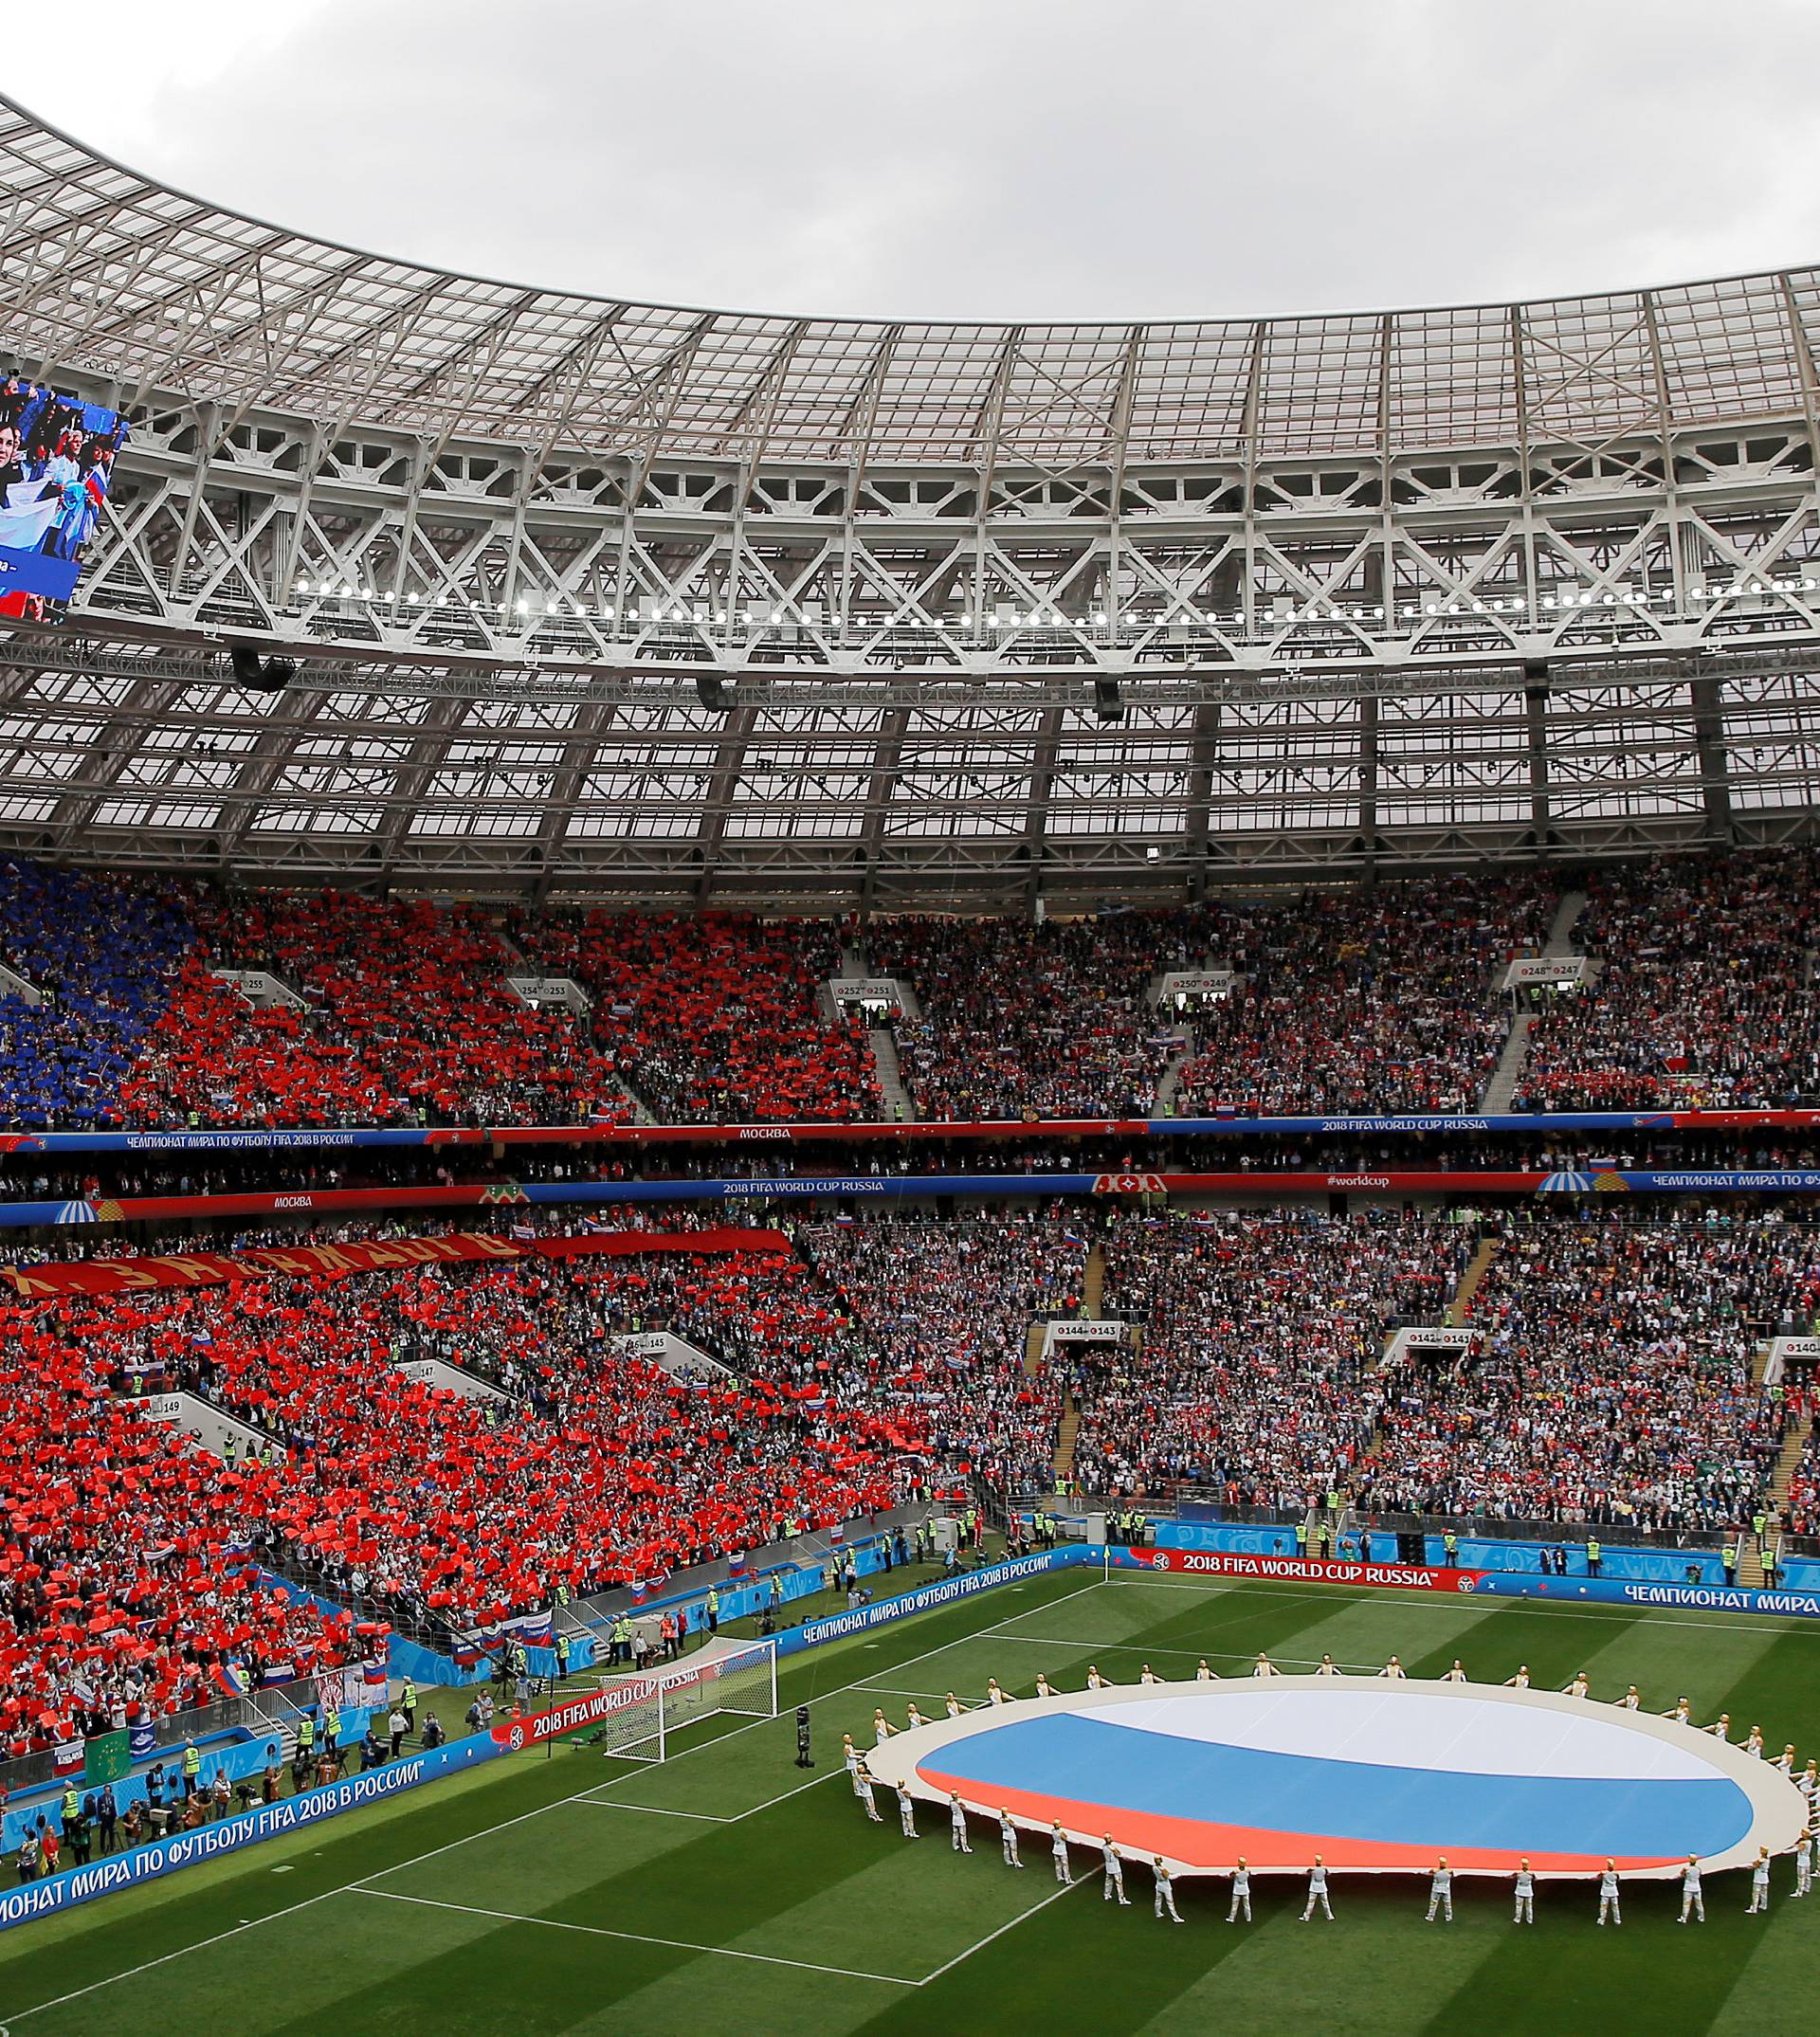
500, 1637, 778, 1760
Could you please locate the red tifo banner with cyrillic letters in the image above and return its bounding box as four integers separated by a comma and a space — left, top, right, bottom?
0, 1226, 790, 1300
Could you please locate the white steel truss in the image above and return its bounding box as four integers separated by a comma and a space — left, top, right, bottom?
5, 97, 1820, 905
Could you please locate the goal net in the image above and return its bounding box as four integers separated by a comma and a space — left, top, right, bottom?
511, 1637, 778, 1763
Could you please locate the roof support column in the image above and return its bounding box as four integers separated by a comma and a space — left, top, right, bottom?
1023, 704, 1064, 918
1183, 698, 1223, 900
1357, 693, 1380, 880
1522, 659, 1554, 856
1691, 671, 1734, 844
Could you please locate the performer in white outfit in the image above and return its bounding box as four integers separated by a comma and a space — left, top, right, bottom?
1794, 1828, 1813, 1898
873, 1709, 895, 1747
945, 1692, 964, 1719
1086, 1664, 1111, 1691
1140, 1664, 1163, 1686
1704, 1713, 1732, 1742
986, 1679, 1009, 1707
906, 1703, 927, 1731
897, 1785, 919, 1838
1426, 1858, 1453, 1922
949, 1793, 973, 1853
856, 1770, 883, 1822
1101, 1833, 1130, 1904
1051, 1821, 1073, 1884
1564, 1671, 1590, 1700
842, 1736, 866, 1797
1378, 1656, 1407, 1680
1301, 1857, 1334, 1921
1512, 1859, 1535, 1924
1441, 1660, 1466, 1682
1504, 1665, 1531, 1689
999, 1807, 1024, 1866
1618, 1686, 1641, 1710
1196, 1659, 1218, 1682
1679, 1855, 1705, 1923
1253, 1653, 1282, 1679
1597, 1860, 1622, 1926
1315, 1655, 1338, 1677
1747, 1847, 1772, 1914
1153, 1856, 1184, 1923
1035, 1673, 1055, 1700
1227, 1857, 1252, 1922
1744, 1725, 1765, 1759
1663, 1696, 1691, 1725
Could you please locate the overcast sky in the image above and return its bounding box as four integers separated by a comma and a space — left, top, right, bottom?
21, 0, 1820, 322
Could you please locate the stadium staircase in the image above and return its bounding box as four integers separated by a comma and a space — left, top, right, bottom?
1478, 889, 1591, 1111
1153, 1036, 1194, 1115
1479, 1018, 1535, 1112
1447, 1237, 1499, 1326
615, 1068, 665, 1123
868, 1028, 916, 1121
1738, 1416, 1816, 1586
1035, 1244, 1108, 1485
1083, 1242, 1107, 1319
1052, 1400, 1082, 1485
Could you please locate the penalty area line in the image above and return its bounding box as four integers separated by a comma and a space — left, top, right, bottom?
353, 1886, 919, 1987
917, 1877, 1084, 1985
0, 1573, 1104, 2025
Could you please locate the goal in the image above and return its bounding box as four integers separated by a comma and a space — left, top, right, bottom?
513, 1636, 778, 1763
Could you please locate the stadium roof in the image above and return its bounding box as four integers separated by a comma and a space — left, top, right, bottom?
9, 96, 1820, 470
4, 96, 1820, 908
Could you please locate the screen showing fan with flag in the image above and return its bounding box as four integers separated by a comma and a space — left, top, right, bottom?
0, 373, 129, 623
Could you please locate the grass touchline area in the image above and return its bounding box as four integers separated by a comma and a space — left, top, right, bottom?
2, 1564, 1816, 2037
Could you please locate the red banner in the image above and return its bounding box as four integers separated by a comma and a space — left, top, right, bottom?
0, 1228, 790, 1300
490, 1654, 725, 1750
1125, 1549, 1486, 1594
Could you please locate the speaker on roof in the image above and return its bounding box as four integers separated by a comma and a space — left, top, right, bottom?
695, 673, 737, 713
1092, 677, 1125, 725
227, 645, 294, 693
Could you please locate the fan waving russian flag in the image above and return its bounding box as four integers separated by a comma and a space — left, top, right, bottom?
864, 1678, 1807, 1880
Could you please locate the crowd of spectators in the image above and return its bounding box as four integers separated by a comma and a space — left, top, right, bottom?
7, 849, 1820, 1128
1075, 1210, 1469, 1506
118, 890, 631, 1129
6, 1244, 904, 1660
0, 858, 191, 1128
796, 1211, 1091, 1491
1170, 873, 1553, 1116
1514, 854, 1820, 1109
864, 911, 1201, 1119
523, 910, 878, 1122
1361, 1221, 1803, 1529
0, 1313, 351, 1762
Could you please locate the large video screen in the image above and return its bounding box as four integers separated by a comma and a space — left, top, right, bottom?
0, 373, 129, 624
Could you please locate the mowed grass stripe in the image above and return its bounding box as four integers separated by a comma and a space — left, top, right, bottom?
1134, 1884, 1513, 2037
846, 1870, 1226, 2037
1419, 1873, 1782, 2037
0, 1571, 1098, 2030
9, 1570, 1820, 2037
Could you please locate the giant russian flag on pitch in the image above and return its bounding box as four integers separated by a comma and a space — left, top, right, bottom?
909, 1683, 1784, 1875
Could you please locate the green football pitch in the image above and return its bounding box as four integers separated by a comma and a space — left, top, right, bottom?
4, 1564, 1819, 2037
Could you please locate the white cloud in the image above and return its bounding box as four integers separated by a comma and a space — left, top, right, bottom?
18, 0, 1820, 320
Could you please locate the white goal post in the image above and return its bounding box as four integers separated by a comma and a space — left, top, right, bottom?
502, 1637, 779, 1763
